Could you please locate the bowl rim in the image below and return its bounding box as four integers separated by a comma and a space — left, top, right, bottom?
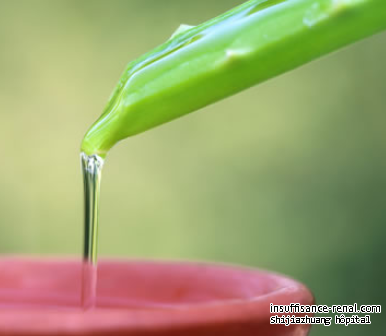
0, 256, 314, 334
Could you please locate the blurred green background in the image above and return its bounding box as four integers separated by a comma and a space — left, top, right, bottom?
0, 0, 385, 335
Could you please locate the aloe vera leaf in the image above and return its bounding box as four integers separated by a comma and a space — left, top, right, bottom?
81, 0, 386, 157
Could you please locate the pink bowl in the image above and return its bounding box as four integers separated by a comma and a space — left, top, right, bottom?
0, 258, 313, 335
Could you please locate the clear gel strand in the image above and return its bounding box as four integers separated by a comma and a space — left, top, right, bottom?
81, 152, 104, 309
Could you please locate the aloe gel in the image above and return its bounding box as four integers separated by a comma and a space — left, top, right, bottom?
81, 153, 104, 309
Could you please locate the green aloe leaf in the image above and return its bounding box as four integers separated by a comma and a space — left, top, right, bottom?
81, 0, 386, 157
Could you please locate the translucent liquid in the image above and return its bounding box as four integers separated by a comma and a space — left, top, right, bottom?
81, 152, 104, 309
